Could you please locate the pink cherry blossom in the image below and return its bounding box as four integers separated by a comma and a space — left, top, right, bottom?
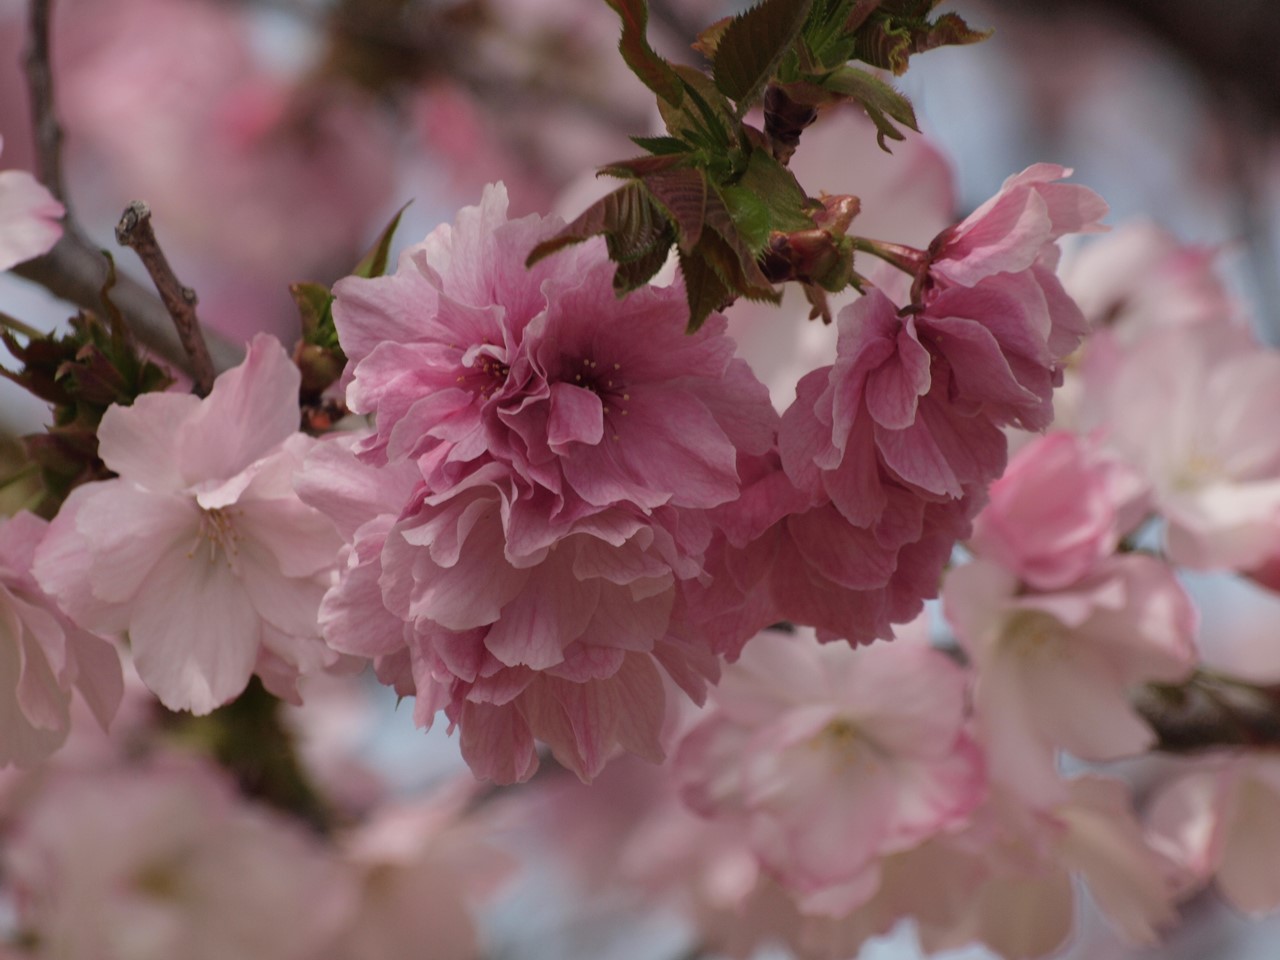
773, 264, 1090, 643
927, 162, 1108, 289
0, 135, 63, 271
0, 511, 122, 768
1147, 753, 1280, 916
34, 335, 344, 714
3, 755, 353, 960
675, 627, 985, 916
945, 556, 1198, 807
1080, 323, 1280, 572
324, 782, 513, 960
969, 430, 1145, 590
1060, 220, 1241, 341
307, 185, 780, 783
925, 779, 1182, 958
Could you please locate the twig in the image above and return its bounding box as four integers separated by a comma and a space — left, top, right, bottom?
1135, 671, 1280, 752
12, 232, 241, 373
114, 202, 217, 396
24, 0, 66, 202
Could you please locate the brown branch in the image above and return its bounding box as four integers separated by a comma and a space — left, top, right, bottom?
24, 0, 67, 202
11, 230, 242, 374
114, 202, 217, 396
1134, 671, 1280, 753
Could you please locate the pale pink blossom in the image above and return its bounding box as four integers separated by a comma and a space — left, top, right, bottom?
1080, 323, 1280, 572
3, 756, 352, 960
675, 627, 985, 916
324, 782, 512, 960
945, 556, 1198, 807
34, 335, 344, 714
969, 430, 1146, 590
1061, 220, 1240, 340
0, 511, 121, 768
927, 778, 1182, 958
1147, 753, 1280, 916
0, 135, 63, 271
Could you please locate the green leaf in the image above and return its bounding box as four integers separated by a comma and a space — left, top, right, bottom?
678, 249, 733, 333
641, 167, 708, 254
735, 146, 816, 234
704, 187, 780, 297
629, 135, 694, 156
712, 0, 813, 110
718, 186, 771, 254
353, 201, 411, 279
612, 242, 671, 294
820, 66, 919, 149
658, 66, 736, 155
604, 0, 685, 106
527, 181, 673, 292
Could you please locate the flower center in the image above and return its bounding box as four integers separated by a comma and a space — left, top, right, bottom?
572, 357, 630, 441
190, 507, 241, 569
1001, 610, 1066, 660
812, 717, 874, 770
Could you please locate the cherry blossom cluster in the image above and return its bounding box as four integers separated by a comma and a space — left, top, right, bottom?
7, 7, 1280, 952
518, 217, 1280, 960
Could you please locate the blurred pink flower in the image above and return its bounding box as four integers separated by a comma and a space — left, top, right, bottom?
34, 335, 344, 714
0, 135, 63, 271
676, 627, 985, 916
945, 556, 1198, 807
1061, 220, 1240, 340
1146, 753, 1280, 916
0, 511, 121, 768
324, 781, 513, 960
1081, 323, 1280, 572
4, 756, 352, 960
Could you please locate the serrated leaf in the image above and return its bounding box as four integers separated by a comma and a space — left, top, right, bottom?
678, 249, 733, 333
735, 146, 816, 233
821, 66, 918, 149
704, 188, 779, 296
803, 0, 866, 67
692, 16, 732, 60
712, 0, 813, 110
612, 242, 671, 295
629, 135, 694, 156
353, 201, 411, 279
656, 65, 735, 159
601, 154, 686, 179
641, 167, 708, 254
718, 186, 772, 254
605, 0, 685, 106
910, 11, 992, 56
528, 181, 674, 295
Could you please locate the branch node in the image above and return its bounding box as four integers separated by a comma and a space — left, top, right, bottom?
114, 201, 217, 397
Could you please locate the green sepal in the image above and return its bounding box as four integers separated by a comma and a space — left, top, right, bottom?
352, 201, 411, 279
290, 282, 337, 349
